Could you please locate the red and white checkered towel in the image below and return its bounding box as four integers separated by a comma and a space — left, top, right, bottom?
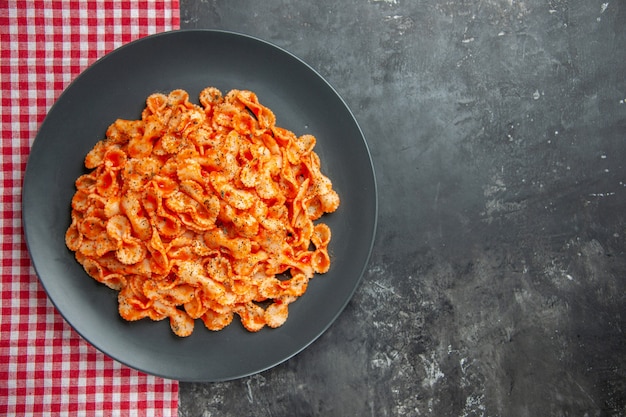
0, 1, 180, 415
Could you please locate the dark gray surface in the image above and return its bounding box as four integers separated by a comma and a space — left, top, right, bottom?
179, 0, 626, 415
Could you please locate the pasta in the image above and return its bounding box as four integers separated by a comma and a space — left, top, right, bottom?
65, 87, 340, 336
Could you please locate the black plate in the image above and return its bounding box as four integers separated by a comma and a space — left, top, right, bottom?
22, 30, 377, 382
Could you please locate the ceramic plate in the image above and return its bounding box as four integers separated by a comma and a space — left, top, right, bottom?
22, 30, 377, 382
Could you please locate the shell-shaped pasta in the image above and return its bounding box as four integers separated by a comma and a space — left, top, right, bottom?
311, 249, 331, 274
123, 274, 148, 299
264, 301, 289, 328
239, 163, 259, 188
174, 261, 234, 307
78, 256, 126, 290
231, 250, 268, 276
155, 212, 183, 238
179, 181, 220, 222
70, 190, 91, 212
78, 216, 106, 240
66, 86, 339, 337
222, 130, 242, 156
319, 189, 340, 213
259, 273, 309, 299
183, 291, 207, 319
155, 301, 194, 337
229, 277, 255, 297
152, 132, 183, 155
179, 108, 206, 138
202, 297, 234, 315
218, 203, 259, 239
199, 86, 223, 109
165, 190, 216, 231
235, 90, 276, 129
106, 119, 144, 145
304, 196, 324, 220
116, 240, 147, 265
201, 309, 233, 331
203, 255, 232, 283
118, 289, 154, 321
286, 134, 316, 165
120, 192, 151, 241
65, 211, 83, 251
103, 195, 121, 218
232, 108, 260, 135
163, 190, 194, 214
216, 182, 256, 211
292, 252, 316, 278
143, 184, 182, 238
167, 89, 190, 108
143, 280, 195, 306
84, 140, 109, 169
176, 158, 204, 183
212, 101, 240, 129
96, 168, 120, 198
255, 172, 281, 201
260, 132, 281, 155
232, 211, 259, 238
103, 147, 127, 170
106, 214, 147, 265
203, 228, 252, 260
145, 93, 169, 116
289, 218, 313, 251
312, 223, 332, 248
77, 236, 117, 259
166, 234, 197, 261
101, 253, 153, 278
290, 178, 310, 227
234, 302, 266, 332
151, 175, 179, 197
122, 157, 160, 192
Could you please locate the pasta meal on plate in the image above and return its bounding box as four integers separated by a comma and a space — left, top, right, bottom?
64, 87, 340, 337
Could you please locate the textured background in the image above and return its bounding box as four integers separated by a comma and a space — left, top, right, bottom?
179, 1, 626, 416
